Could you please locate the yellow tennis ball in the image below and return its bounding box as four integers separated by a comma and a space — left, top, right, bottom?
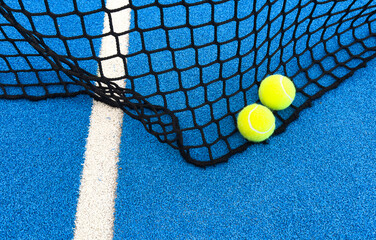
259, 74, 296, 110
237, 104, 275, 142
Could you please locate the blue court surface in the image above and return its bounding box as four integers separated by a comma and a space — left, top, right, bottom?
1, 0, 376, 239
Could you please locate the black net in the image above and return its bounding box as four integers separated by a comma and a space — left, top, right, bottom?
1, 0, 376, 167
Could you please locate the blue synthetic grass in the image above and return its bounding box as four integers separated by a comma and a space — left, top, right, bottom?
114, 0, 376, 238
0, 0, 102, 238
0, 0, 376, 238
0, 96, 92, 239
114, 55, 376, 239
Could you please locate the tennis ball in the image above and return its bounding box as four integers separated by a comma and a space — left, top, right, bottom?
237, 103, 275, 142
259, 74, 296, 110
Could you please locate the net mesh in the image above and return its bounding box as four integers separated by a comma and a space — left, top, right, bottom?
1, 0, 376, 166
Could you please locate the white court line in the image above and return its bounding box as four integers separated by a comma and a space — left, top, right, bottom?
74, 1, 130, 239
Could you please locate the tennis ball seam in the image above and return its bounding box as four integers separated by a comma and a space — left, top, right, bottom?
247, 105, 275, 134
279, 75, 293, 102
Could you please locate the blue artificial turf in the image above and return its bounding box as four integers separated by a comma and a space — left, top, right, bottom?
114, 0, 376, 238
114, 52, 376, 240
1, 0, 376, 238
0, 0, 103, 238
0, 96, 92, 239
